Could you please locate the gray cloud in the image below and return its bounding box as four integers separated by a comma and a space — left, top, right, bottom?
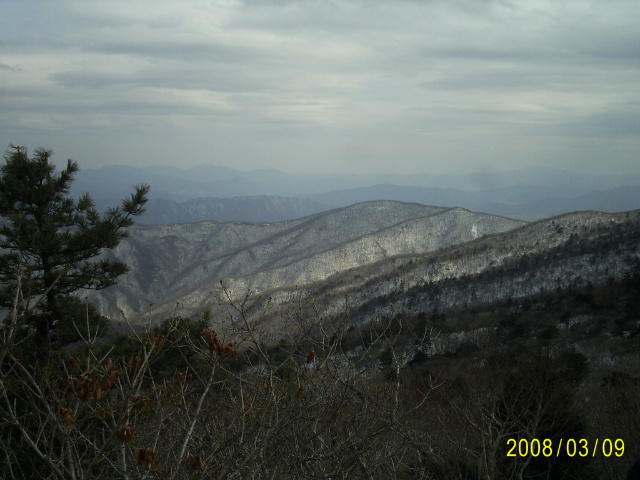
0, 0, 639, 175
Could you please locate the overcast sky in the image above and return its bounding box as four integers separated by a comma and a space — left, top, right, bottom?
1, 0, 639, 175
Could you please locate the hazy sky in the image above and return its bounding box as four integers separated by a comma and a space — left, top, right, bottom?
1, 0, 639, 175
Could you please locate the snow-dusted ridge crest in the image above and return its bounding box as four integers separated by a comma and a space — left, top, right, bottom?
85, 200, 524, 320
247, 208, 640, 326
86, 201, 640, 325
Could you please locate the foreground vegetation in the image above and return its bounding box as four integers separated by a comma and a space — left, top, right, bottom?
1, 272, 639, 479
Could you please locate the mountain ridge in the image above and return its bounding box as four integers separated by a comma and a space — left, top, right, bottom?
221, 209, 640, 330
86, 201, 523, 319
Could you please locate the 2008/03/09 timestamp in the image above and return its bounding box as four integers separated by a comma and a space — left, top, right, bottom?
507, 438, 624, 458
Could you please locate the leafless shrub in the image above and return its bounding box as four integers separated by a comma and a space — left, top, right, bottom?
1, 279, 442, 479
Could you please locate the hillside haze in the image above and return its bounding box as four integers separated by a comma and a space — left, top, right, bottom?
138, 196, 331, 225
70, 164, 640, 223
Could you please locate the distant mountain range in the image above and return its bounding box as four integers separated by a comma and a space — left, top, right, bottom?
71, 163, 640, 325
70, 164, 640, 223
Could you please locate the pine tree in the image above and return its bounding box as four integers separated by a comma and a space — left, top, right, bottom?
0, 145, 149, 355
